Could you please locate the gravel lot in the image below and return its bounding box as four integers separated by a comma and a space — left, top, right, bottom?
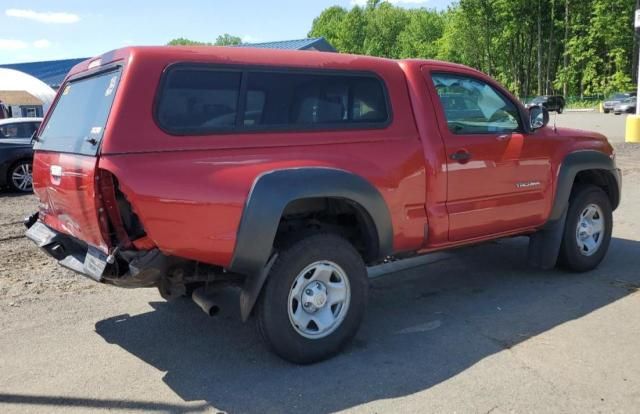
0, 142, 639, 413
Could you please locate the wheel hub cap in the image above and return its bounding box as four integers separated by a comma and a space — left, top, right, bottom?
302, 281, 328, 312
576, 203, 604, 256
287, 261, 351, 339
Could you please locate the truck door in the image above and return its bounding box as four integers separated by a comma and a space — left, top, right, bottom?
424, 69, 552, 242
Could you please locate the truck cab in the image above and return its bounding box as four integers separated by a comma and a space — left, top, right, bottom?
26, 47, 621, 363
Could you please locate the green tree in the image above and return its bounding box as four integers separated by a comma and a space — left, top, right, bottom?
310, 0, 636, 98
167, 37, 211, 46
215, 34, 242, 46
308, 6, 348, 49
397, 9, 445, 59
167, 34, 243, 47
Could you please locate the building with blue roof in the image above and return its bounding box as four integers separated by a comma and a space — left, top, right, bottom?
237, 37, 336, 52
0, 38, 336, 89
0, 58, 88, 90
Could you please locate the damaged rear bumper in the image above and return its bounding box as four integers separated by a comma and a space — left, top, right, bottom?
25, 217, 168, 288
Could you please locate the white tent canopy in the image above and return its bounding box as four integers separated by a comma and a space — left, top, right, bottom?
0, 68, 56, 113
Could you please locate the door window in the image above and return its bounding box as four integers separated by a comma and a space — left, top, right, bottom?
432, 73, 520, 134
0, 124, 20, 138
0, 122, 42, 139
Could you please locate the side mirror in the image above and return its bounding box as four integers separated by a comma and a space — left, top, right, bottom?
529, 105, 549, 130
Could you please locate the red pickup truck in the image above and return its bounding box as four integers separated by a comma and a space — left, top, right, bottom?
26, 47, 621, 363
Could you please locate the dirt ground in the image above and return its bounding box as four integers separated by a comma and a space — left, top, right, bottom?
0, 143, 639, 413
0, 195, 98, 307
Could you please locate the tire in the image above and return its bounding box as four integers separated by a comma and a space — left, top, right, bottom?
256, 233, 368, 364
7, 160, 33, 193
558, 185, 612, 272
557, 106, 563, 114
603, 109, 610, 114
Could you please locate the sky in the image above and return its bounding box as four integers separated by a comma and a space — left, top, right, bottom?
0, 0, 455, 64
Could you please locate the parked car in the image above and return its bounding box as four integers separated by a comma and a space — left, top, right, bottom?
525, 95, 565, 113
603, 92, 637, 113
0, 117, 42, 192
25, 47, 621, 363
613, 97, 636, 115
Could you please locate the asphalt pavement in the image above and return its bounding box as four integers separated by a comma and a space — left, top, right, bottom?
555, 111, 629, 143
0, 144, 639, 413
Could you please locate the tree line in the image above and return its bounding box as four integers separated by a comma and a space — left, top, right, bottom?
308, 0, 637, 99
168, 0, 637, 99
168, 34, 242, 47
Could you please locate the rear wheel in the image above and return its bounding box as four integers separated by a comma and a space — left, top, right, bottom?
558, 185, 612, 272
257, 233, 368, 364
557, 106, 563, 114
7, 160, 33, 193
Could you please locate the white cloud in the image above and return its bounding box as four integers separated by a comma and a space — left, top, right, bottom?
0, 39, 28, 50
33, 39, 51, 48
5, 8, 80, 24
351, 0, 429, 5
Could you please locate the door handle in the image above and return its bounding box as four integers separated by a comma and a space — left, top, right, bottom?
450, 150, 472, 162
496, 134, 511, 141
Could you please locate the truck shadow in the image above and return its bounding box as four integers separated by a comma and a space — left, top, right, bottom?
95, 236, 640, 413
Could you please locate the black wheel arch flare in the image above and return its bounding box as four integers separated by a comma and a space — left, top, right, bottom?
549, 150, 621, 221
528, 149, 621, 270
229, 167, 394, 278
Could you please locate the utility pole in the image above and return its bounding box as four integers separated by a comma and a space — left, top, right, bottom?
537, 0, 542, 95
563, 0, 569, 97
626, 0, 640, 143
636, 0, 640, 117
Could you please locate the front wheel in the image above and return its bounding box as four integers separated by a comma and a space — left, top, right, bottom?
558, 185, 612, 272
557, 107, 563, 114
257, 233, 368, 364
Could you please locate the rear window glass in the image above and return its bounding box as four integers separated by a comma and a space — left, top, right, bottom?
35, 68, 121, 155
155, 66, 389, 134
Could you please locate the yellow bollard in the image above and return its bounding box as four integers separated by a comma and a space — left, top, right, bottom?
599, 102, 604, 113
625, 115, 640, 143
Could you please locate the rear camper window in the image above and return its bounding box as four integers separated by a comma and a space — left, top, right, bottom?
36, 68, 121, 155
156, 69, 242, 133
155, 65, 390, 135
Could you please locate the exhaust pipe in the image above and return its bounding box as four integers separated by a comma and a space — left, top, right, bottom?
192, 287, 220, 316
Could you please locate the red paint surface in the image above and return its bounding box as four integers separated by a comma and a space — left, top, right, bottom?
32, 152, 108, 252
32, 47, 615, 268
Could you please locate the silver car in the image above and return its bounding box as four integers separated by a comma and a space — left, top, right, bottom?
613, 97, 637, 115
603, 92, 636, 113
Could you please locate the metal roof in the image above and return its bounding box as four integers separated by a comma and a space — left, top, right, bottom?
0, 58, 87, 89
0, 38, 336, 88
237, 37, 336, 52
